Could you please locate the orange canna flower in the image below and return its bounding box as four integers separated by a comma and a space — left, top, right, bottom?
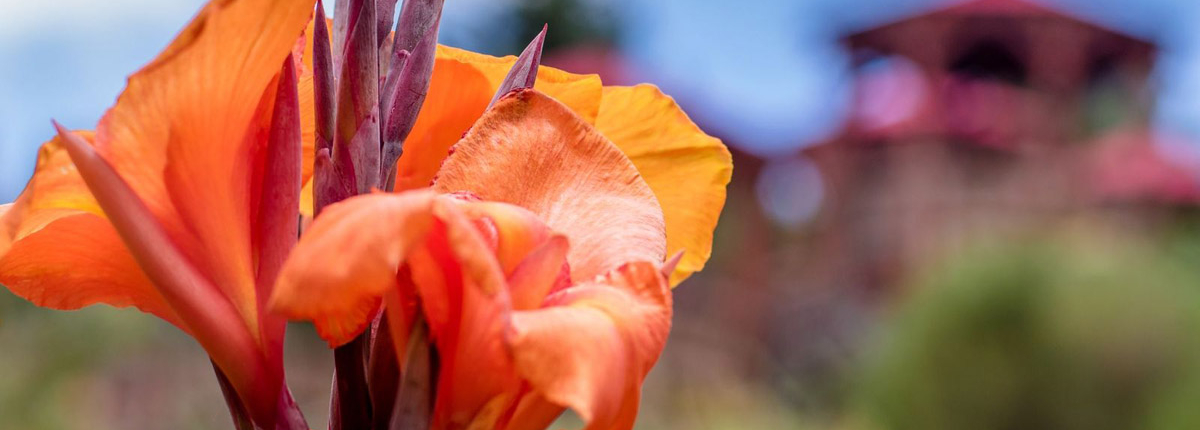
0, 0, 314, 427
274, 47, 732, 430
297, 43, 732, 287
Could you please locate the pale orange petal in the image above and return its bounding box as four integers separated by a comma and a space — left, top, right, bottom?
596, 85, 732, 286
390, 45, 605, 192
94, 0, 314, 328
507, 261, 672, 430
506, 234, 570, 311
433, 89, 666, 282
454, 201, 555, 275
271, 190, 437, 346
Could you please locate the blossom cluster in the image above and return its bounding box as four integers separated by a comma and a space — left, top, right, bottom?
0, 1, 731, 429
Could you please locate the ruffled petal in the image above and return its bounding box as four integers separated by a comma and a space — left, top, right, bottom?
2, 134, 101, 241
271, 191, 437, 346
506, 234, 570, 311
596, 85, 732, 286
413, 200, 519, 429
454, 201, 555, 275
433, 89, 666, 282
507, 261, 672, 430
274, 192, 524, 426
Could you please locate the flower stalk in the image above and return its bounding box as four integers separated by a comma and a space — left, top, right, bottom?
317, 1, 445, 428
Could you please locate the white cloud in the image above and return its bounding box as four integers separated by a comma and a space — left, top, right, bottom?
0, 0, 206, 41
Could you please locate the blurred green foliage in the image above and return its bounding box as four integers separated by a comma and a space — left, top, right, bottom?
0, 288, 178, 429
0, 289, 333, 430
857, 232, 1200, 430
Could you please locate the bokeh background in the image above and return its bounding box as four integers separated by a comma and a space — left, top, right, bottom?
8, 0, 1200, 428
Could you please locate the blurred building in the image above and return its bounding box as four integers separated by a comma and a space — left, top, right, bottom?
805, 0, 1200, 293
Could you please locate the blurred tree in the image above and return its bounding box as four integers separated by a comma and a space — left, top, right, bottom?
509, 0, 617, 54
856, 234, 1200, 430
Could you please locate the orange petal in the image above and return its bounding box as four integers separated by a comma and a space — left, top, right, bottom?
298, 72, 316, 185
0, 134, 182, 327
503, 392, 565, 430
0, 213, 184, 329
0, 203, 11, 250
437, 45, 603, 124
596, 85, 732, 286
0, 129, 296, 407
454, 201, 555, 275
53, 125, 275, 420
507, 261, 672, 430
276, 190, 529, 425
390, 45, 603, 192
392, 54, 493, 191
272, 190, 437, 346
1, 133, 102, 243
299, 176, 316, 219
94, 0, 314, 331
433, 89, 666, 282
413, 200, 519, 429
507, 234, 570, 311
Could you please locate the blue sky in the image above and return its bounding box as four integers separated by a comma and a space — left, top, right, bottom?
3, 0, 1200, 201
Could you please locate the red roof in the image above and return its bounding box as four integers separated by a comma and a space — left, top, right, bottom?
1089, 129, 1200, 205
847, 0, 1152, 46
940, 0, 1067, 17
